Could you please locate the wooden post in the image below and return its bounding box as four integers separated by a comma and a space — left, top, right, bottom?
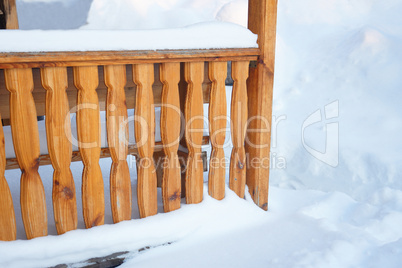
246, 0, 278, 210
0, 0, 19, 29
0, 113, 16, 241
41, 67, 78, 234
104, 65, 132, 223
5, 68, 48, 239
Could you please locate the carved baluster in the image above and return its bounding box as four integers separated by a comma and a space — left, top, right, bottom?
160, 63, 181, 212
230, 61, 249, 198
208, 62, 227, 200
4, 68, 47, 239
184, 62, 204, 204
104, 65, 131, 223
133, 64, 157, 218
41, 67, 77, 234
0, 113, 16, 241
73, 66, 104, 228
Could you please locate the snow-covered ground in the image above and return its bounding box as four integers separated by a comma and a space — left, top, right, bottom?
1, 0, 402, 267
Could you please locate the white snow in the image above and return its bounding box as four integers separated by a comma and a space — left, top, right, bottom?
0, 22, 257, 52
1, 0, 402, 267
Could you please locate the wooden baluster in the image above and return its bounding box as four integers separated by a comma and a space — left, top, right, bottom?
133, 64, 157, 218
104, 65, 131, 223
184, 62, 204, 204
160, 63, 181, 212
208, 62, 227, 200
41, 67, 77, 234
73, 66, 104, 228
4, 68, 47, 239
230, 61, 249, 198
0, 113, 16, 241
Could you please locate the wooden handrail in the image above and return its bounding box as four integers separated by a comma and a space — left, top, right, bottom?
0, 48, 260, 69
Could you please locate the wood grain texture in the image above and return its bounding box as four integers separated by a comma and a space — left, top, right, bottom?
104, 65, 131, 223
229, 61, 249, 198
73, 66, 105, 228
246, 0, 278, 210
41, 66, 77, 234
208, 62, 227, 200
0, 49, 259, 69
0, 114, 16, 241
160, 63, 181, 212
133, 64, 157, 218
0, 0, 19, 29
6, 136, 210, 170
4, 68, 47, 239
184, 62, 204, 204
1, 67, 211, 120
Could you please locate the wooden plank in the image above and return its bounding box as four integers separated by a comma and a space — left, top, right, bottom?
208, 62, 227, 200
4, 68, 47, 239
133, 64, 157, 218
104, 65, 131, 223
0, 67, 212, 120
0, 113, 16, 241
5, 136, 211, 170
0, 0, 19, 29
184, 62, 204, 204
246, 0, 278, 210
160, 62, 181, 212
0, 49, 259, 69
229, 61, 249, 198
73, 66, 105, 228
41, 67, 78, 234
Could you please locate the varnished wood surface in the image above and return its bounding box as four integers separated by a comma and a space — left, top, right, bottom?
208, 62, 227, 200
184, 62, 204, 204
229, 61, 249, 198
104, 65, 132, 223
160, 63, 181, 212
0, 0, 19, 29
0, 67, 212, 120
74, 66, 105, 228
41, 66, 77, 234
4, 68, 48, 239
0, 114, 16, 241
5, 136, 210, 170
133, 64, 157, 218
0, 48, 259, 69
246, 0, 278, 210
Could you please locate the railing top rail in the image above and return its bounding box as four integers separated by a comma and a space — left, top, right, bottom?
0, 48, 260, 69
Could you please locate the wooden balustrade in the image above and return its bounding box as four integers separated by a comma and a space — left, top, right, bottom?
104, 65, 132, 223
208, 62, 227, 200
4, 68, 48, 239
133, 64, 158, 218
160, 63, 181, 212
0, 114, 16, 241
74, 66, 105, 228
184, 62, 205, 204
41, 66, 77, 234
229, 61, 249, 198
0, 49, 275, 241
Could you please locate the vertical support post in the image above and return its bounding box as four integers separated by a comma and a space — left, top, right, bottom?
230, 61, 249, 198
74, 66, 105, 228
208, 62, 227, 200
104, 65, 132, 223
133, 64, 157, 218
41, 67, 78, 234
246, 0, 278, 210
160, 62, 181, 212
184, 62, 204, 204
0, 0, 19, 29
5, 68, 48, 239
0, 113, 16, 241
